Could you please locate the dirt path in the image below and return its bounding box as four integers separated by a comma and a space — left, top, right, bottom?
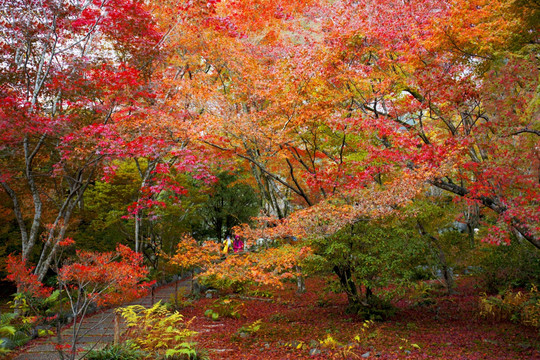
12, 279, 189, 360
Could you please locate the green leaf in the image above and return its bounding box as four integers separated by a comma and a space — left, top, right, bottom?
0, 325, 16, 337
37, 329, 54, 337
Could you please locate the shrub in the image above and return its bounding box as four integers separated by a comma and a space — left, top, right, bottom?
0, 303, 55, 355
410, 282, 437, 307
118, 302, 200, 359
474, 240, 540, 293
245, 288, 274, 298
85, 344, 145, 360
163, 347, 210, 360
204, 309, 220, 321
199, 273, 250, 294
479, 285, 540, 327
0, 312, 31, 355
353, 295, 397, 321
208, 298, 244, 319
168, 287, 194, 311
9, 289, 62, 330
237, 319, 263, 336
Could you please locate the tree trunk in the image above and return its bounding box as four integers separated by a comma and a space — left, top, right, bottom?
417, 221, 454, 294
135, 213, 141, 253
295, 266, 305, 294
333, 265, 360, 306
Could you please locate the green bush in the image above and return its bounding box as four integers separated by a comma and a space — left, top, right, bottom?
0, 316, 27, 354
206, 298, 244, 319
85, 344, 145, 360
118, 302, 199, 359
303, 215, 429, 315
409, 282, 437, 307
474, 239, 540, 293
0, 311, 41, 354
199, 273, 250, 294
348, 295, 397, 321
204, 309, 220, 321
163, 347, 210, 360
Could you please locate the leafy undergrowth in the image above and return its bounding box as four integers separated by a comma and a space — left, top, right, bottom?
180, 277, 539, 359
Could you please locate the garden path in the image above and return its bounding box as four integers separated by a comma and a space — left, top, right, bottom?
11, 279, 189, 360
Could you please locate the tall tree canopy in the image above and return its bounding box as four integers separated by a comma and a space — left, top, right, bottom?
1, 0, 538, 282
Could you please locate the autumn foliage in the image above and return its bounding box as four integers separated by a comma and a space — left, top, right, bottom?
168, 235, 221, 272
0, 1, 539, 357
58, 244, 152, 307
202, 244, 310, 288
5, 255, 53, 299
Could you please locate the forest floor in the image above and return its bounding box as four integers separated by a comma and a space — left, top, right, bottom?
6, 276, 539, 359
180, 276, 539, 359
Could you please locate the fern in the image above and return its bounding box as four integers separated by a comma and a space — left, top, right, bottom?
118, 301, 201, 358
85, 344, 145, 360
0, 312, 32, 353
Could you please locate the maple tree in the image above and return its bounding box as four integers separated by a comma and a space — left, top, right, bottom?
0, 0, 538, 337
200, 243, 310, 291
58, 244, 151, 307
57, 244, 151, 359
136, 0, 539, 309
0, 0, 163, 280
0, 0, 218, 277
185, 0, 539, 250
290, 0, 540, 247
5, 254, 53, 300
5, 243, 151, 359
168, 234, 221, 273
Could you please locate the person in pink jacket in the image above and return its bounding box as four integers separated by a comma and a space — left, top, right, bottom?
232, 234, 244, 253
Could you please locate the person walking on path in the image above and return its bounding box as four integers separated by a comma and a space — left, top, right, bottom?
232, 234, 244, 253
223, 235, 233, 254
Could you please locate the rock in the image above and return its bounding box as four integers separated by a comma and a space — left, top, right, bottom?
239, 332, 249, 338
361, 351, 371, 358
192, 279, 207, 295
206, 289, 218, 299
31, 325, 52, 339
309, 348, 322, 356
309, 339, 319, 348
0, 337, 15, 350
